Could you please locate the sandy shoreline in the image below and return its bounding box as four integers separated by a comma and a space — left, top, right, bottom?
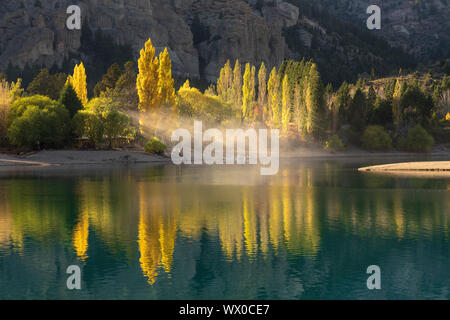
1, 148, 449, 169
0, 150, 169, 168
359, 161, 450, 177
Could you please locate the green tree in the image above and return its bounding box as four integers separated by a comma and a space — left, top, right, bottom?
59, 83, 83, 118
27, 69, 66, 100
336, 81, 351, 127
361, 125, 392, 151
74, 97, 135, 148
7, 95, 70, 148
348, 88, 367, 132
93, 63, 123, 97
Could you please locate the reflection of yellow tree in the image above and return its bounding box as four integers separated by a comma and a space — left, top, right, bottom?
73, 209, 89, 261
138, 183, 177, 285
4, 181, 72, 248
0, 192, 23, 253
243, 189, 257, 259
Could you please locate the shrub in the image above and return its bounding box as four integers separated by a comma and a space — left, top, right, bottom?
176, 86, 233, 123
397, 125, 434, 152
361, 125, 392, 151
7, 95, 70, 148
145, 137, 167, 155
74, 97, 136, 148
324, 134, 345, 151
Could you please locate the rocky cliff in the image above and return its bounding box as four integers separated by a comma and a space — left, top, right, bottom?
0, 0, 299, 80
306, 0, 450, 60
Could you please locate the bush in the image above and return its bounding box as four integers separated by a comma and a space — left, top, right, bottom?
397, 125, 434, 152
145, 137, 167, 155
324, 134, 345, 151
176, 86, 233, 123
73, 97, 136, 148
361, 125, 392, 151
7, 95, 70, 148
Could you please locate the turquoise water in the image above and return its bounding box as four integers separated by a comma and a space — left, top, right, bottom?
0, 158, 449, 299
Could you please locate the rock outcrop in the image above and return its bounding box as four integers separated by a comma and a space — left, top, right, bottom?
0, 0, 299, 80
313, 0, 450, 60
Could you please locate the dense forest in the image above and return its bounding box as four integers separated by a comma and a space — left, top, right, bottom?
0, 37, 449, 155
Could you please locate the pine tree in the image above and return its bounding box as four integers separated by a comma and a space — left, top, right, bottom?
59, 83, 83, 118
267, 67, 280, 128
349, 88, 367, 132
137, 38, 160, 112
281, 74, 291, 132
257, 62, 267, 121
157, 48, 176, 107
336, 81, 350, 126
68, 62, 88, 106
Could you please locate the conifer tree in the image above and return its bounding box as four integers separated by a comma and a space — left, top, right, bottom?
157, 48, 176, 107
137, 38, 160, 112
59, 83, 83, 118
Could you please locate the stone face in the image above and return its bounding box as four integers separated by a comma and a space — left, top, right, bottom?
0, 0, 295, 80
315, 0, 450, 60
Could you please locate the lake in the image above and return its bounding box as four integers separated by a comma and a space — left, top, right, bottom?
0, 158, 449, 299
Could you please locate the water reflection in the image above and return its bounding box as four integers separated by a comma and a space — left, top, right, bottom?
0, 161, 449, 299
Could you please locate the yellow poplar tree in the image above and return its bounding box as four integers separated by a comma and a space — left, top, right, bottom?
305, 84, 313, 134
157, 48, 176, 107
242, 63, 251, 119
137, 38, 160, 112
68, 62, 88, 106
281, 74, 291, 132
267, 67, 280, 127
232, 60, 242, 111
392, 79, 403, 126
249, 65, 256, 119
217, 60, 232, 102
257, 62, 267, 121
